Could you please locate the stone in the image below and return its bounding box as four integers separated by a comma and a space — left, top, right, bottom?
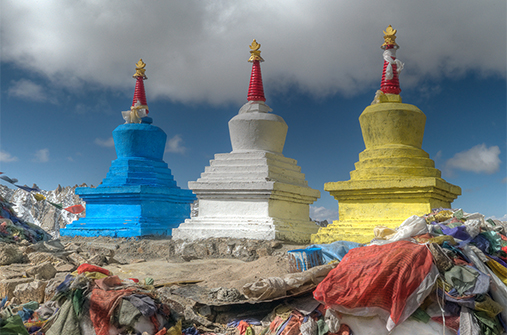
0, 242, 27, 265
184, 306, 214, 327
67, 252, 88, 266
198, 305, 213, 320
27, 252, 69, 266
0, 264, 28, 280
106, 256, 122, 265
23, 241, 49, 254
45, 274, 69, 302
217, 240, 233, 256
256, 248, 270, 257
64, 242, 83, 253
88, 254, 107, 266
208, 287, 242, 302
13, 280, 48, 303
0, 278, 33, 301
85, 242, 118, 257
54, 262, 76, 273
232, 245, 256, 262
25, 262, 57, 280
43, 240, 65, 251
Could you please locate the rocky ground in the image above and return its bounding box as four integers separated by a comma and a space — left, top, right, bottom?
0, 235, 310, 327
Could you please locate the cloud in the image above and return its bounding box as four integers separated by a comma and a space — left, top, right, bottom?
165, 135, 187, 154
502, 176, 507, 183
487, 214, 507, 222
0, 150, 18, 162
310, 206, 338, 222
33, 149, 49, 162
8, 79, 50, 102
94, 137, 115, 147
445, 144, 501, 174
1, 1, 505, 105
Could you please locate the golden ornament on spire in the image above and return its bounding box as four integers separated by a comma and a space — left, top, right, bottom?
248, 39, 264, 62
133, 59, 147, 79
382, 25, 398, 48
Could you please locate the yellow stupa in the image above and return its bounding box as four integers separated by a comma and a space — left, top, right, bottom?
312, 26, 461, 244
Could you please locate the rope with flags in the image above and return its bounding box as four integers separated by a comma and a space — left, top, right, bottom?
0, 173, 85, 214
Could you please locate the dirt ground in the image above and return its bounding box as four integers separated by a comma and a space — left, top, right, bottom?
103, 254, 290, 292
59, 235, 306, 292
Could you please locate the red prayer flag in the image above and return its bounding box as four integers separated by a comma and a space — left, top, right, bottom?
64, 204, 85, 214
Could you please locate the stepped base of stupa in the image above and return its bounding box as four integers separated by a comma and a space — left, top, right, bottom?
62, 123, 196, 238
312, 177, 461, 244
172, 151, 320, 243
61, 185, 195, 237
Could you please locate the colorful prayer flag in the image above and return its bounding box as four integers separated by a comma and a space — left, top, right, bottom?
64, 204, 85, 214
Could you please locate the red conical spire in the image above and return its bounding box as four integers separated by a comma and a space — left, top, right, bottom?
132, 59, 149, 114
247, 39, 266, 102
379, 26, 402, 95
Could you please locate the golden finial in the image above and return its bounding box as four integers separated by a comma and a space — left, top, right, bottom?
133, 59, 147, 79
248, 39, 264, 62
382, 25, 398, 48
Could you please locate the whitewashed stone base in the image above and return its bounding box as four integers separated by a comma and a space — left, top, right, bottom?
172, 151, 320, 243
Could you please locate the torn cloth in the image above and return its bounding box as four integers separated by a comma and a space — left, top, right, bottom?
89, 287, 137, 335
313, 240, 438, 332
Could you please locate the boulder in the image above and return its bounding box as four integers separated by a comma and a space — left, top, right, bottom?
85, 242, 118, 258
67, 252, 87, 266
44, 273, 69, 302
0, 264, 27, 280
27, 252, 68, 265
0, 278, 33, 300
25, 262, 57, 280
87, 254, 107, 266
0, 242, 27, 265
13, 280, 48, 304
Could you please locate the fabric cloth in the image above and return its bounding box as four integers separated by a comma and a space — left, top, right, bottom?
237, 320, 251, 335
431, 315, 460, 333
369, 215, 428, 246
329, 324, 352, 335
118, 299, 142, 328
300, 318, 317, 335
487, 258, 507, 285
280, 311, 304, 335
474, 294, 504, 318
313, 240, 438, 331
45, 299, 81, 335
89, 287, 137, 335
77, 263, 111, 276
307, 241, 363, 264
474, 310, 504, 335
123, 294, 157, 317
64, 204, 85, 214
316, 318, 329, 335
95, 275, 122, 291
0, 315, 30, 335
444, 265, 479, 295
459, 306, 481, 335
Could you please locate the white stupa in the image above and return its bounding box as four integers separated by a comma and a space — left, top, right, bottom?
172, 40, 320, 243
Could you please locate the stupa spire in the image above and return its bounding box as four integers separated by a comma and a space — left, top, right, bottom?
379, 25, 404, 95
247, 39, 266, 102
122, 59, 151, 124
132, 59, 149, 114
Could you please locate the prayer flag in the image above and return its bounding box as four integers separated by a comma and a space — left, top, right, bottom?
0, 175, 18, 184
64, 204, 85, 214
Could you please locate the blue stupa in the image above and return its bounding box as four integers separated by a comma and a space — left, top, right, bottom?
61, 59, 196, 237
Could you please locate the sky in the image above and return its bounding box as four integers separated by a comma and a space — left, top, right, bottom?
0, 0, 506, 223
